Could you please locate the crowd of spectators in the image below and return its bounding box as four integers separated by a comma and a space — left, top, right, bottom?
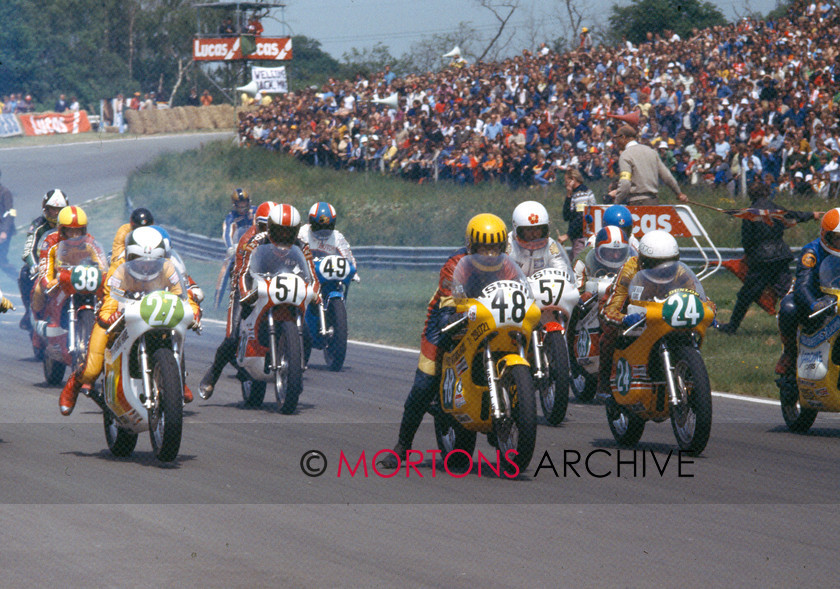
238, 0, 840, 199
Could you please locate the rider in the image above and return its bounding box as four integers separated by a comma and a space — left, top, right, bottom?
298, 201, 361, 281
59, 226, 201, 415
776, 209, 840, 402
584, 204, 639, 251
111, 207, 154, 271
30, 206, 107, 324
597, 230, 689, 398
199, 204, 320, 399
379, 213, 518, 469
18, 189, 69, 331
506, 201, 572, 276
574, 225, 632, 293
223, 188, 256, 257
151, 224, 205, 305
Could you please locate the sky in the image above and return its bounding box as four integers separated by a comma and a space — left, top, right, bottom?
261, 0, 783, 61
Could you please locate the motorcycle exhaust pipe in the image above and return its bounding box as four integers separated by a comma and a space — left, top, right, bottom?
139, 339, 153, 408
67, 298, 76, 353
530, 330, 544, 380
267, 312, 278, 372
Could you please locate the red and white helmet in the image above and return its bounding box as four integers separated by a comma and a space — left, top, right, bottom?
255, 201, 278, 232
266, 203, 301, 247
594, 225, 630, 269
820, 208, 840, 257
512, 200, 550, 250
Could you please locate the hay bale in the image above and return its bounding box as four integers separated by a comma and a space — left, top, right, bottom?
170, 107, 189, 132
196, 106, 215, 130
217, 104, 236, 128
138, 109, 158, 134
156, 109, 176, 133
124, 110, 143, 134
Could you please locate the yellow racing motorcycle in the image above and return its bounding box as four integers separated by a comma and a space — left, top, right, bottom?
431, 253, 542, 475
606, 261, 715, 456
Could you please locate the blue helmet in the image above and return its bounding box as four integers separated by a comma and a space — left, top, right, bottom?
308, 201, 337, 232
603, 205, 633, 238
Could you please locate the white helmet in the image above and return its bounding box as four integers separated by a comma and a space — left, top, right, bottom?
42, 189, 69, 224
594, 225, 630, 269
512, 201, 550, 250
638, 230, 679, 269
125, 226, 167, 280
266, 203, 301, 247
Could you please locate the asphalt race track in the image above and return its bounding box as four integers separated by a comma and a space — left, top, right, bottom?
0, 136, 838, 586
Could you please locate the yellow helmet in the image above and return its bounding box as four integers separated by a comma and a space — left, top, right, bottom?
57, 205, 88, 239
465, 213, 508, 254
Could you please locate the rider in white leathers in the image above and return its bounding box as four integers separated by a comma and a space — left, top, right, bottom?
506, 201, 572, 276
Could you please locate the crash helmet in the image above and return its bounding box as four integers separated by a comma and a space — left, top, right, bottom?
466, 213, 508, 255
231, 188, 250, 208
57, 206, 88, 240
820, 208, 840, 257
594, 225, 630, 269
149, 225, 172, 256
512, 201, 549, 250
308, 201, 337, 232
637, 230, 679, 269
255, 201, 277, 233
130, 207, 154, 229
124, 226, 167, 281
42, 189, 69, 226
602, 204, 633, 239
266, 204, 301, 248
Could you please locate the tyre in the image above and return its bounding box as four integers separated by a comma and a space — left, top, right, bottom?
301, 317, 313, 366
669, 346, 713, 455
148, 349, 183, 462
275, 320, 303, 414
605, 396, 645, 447
241, 379, 266, 407
323, 298, 348, 372
74, 309, 95, 374
571, 369, 597, 402
780, 380, 818, 433
539, 331, 570, 425
103, 408, 138, 457
434, 413, 477, 471
493, 365, 537, 475
43, 354, 66, 386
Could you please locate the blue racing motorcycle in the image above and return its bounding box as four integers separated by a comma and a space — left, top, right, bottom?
303, 255, 356, 371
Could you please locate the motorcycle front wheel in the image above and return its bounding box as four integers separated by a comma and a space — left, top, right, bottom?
103, 407, 139, 457
433, 412, 477, 471
539, 331, 570, 425
605, 396, 645, 447
670, 346, 712, 456
275, 320, 303, 414
494, 365, 537, 476
73, 308, 95, 374
780, 380, 818, 433
148, 348, 183, 462
323, 298, 348, 372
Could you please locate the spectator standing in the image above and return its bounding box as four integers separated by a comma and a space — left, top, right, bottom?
68, 96, 80, 112
186, 88, 200, 107
560, 168, 597, 259
0, 169, 17, 276
608, 125, 688, 206
113, 93, 126, 133
201, 90, 213, 107
219, 17, 235, 36
54, 94, 68, 113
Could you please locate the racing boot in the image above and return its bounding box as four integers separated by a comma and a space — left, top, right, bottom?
377, 443, 408, 471
199, 337, 236, 399
59, 373, 83, 416
377, 370, 439, 470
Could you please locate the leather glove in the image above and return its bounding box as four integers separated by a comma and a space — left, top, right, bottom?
811, 295, 835, 313
0, 297, 14, 313
352, 274, 361, 283
622, 311, 646, 327
227, 246, 235, 258
579, 291, 594, 304
98, 311, 122, 329
28, 265, 39, 278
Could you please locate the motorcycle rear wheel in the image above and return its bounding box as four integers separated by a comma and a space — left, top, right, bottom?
433, 413, 477, 471
605, 396, 645, 447
241, 379, 266, 407
780, 380, 818, 433
275, 320, 303, 414
539, 331, 570, 425
494, 365, 537, 476
323, 298, 348, 372
148, 349, 183, 463
43, 354, 66, 386
670, 346, 712, 456
103, 407, 138, 457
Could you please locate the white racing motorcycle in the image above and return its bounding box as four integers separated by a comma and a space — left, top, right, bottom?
526, 267, 580, 425
99, 258, 195, 462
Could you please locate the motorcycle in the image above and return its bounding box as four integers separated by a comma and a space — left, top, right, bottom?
605, 261, 715, 456
33, 236, 105, 385
781, 255, 840, 433
98, 258, 195, 462
431, 253, 542, 475
569, 275, 615, 402
236, 243, 315, 413
303, 254, 355, 371
526, 267, 579, 425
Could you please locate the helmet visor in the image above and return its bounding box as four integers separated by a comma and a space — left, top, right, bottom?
268, 224, 298, 246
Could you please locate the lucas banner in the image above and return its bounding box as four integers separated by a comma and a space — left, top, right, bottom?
18, 111, 92, 136
252, 66, 288, 94
193, 37, 293, 61
583, 205, 698, 239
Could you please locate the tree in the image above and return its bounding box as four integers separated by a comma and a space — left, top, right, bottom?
607, 0, 726, 45
341, 43, 398, 78
285, 36, 348, 90
400, 22, 480, 74
475, 0, 520, 62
